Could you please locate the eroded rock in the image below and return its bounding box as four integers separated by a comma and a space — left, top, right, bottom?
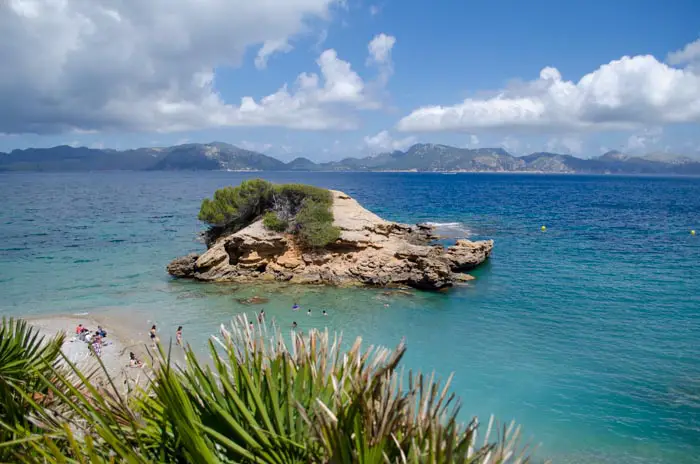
167, 190, 494, 290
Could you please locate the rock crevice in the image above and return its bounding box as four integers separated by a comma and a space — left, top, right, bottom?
167, 190, 493, 290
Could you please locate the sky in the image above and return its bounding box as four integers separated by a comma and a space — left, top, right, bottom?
2, 0, 700, 161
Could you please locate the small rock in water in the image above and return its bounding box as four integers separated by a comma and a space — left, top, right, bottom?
237, 295, 269, 305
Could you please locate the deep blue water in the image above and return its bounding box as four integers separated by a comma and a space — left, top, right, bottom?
1, 171, 699, 462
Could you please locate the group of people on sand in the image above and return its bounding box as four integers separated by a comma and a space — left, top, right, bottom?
74, 323, 108, 357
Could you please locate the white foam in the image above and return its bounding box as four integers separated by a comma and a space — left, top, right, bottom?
423, 222, 472, 237
424, 222, 462, 228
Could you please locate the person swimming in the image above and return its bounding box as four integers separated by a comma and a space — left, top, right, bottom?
292, 321, 298, 329
258, 310, 265, 323
292, 303, 299, 311
322, 310, 328, 316
307, 309, 311, 316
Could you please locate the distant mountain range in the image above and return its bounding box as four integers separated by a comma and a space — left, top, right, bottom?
2, 141, 699, 175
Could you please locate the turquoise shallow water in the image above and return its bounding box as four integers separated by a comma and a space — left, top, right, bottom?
1, 171, 700, 462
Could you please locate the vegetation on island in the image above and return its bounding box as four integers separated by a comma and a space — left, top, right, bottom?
0, 315, 536, 463
198, 179, 340, 248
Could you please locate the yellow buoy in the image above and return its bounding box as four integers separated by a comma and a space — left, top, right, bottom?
541, 225, 547, 232
692, 230, 696, 236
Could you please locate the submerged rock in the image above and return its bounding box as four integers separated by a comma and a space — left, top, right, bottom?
167, 190, 493, 291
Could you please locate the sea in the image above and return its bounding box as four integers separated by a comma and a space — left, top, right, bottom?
1, 171, 699, 463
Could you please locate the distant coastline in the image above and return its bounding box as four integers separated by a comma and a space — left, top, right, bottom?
2, 141, 700, 175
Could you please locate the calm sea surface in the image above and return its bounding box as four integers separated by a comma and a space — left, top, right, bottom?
1, 171, 699, 462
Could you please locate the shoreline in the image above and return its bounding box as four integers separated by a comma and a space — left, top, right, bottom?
23, 312, 183, 390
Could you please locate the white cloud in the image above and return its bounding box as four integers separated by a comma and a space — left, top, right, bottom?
240, 140, 273, 152
254, 39, 293, 70
397, 40, 700, 133
0, 0, 357, 134
666, 38, 700, 66
624, 127, 663, 153
315, 50, 364, 103
367, 33, 396, 87
546, 136, 583, 154
367, 33, 396, 65
363, 130, 416, 152
500, 136, 521, 154
369, 5, 381, 16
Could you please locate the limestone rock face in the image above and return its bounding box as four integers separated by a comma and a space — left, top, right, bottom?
166, 253, 198, 277
168, 190, 493, 291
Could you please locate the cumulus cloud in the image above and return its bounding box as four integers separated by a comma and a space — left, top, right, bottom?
397, 40, 700, 133
0, 0, 370, 134
254, 39, 294, 70
499, 136, 521, 154
366, 33, 396, 86
624, 127, 663, 152
666, 38, 700, 66
546, 136, 583, 154
368, 33, 396, 65
363, 130, 416, 153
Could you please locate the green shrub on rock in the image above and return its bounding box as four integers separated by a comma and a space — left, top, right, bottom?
199, 179, 338, 248
262, 211, 288, 232
198, 179, 273, 227
296, 198, 340, 248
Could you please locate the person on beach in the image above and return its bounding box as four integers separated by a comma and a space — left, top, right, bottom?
176, 326, 183, 346
292, 302, 299, 311
75, 323, 83, 334
149, 325, 157, 347
97, 326, 107, 338
91, 331, 102, 357
129, 352, 143, 368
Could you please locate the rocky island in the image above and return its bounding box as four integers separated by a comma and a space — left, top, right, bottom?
168, 180, 493, 290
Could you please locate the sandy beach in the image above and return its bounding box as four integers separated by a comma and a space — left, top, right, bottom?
25, 313, 164, 391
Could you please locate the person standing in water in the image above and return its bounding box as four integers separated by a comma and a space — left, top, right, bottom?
307, 309, 311, 316
176, 326, 183, 346
149, 325, 157, 347
292, 321, 298, 329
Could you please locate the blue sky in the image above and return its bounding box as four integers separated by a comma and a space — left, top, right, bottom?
2, 0, 700, 160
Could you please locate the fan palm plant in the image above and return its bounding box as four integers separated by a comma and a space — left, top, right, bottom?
0, 314, 540, 463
